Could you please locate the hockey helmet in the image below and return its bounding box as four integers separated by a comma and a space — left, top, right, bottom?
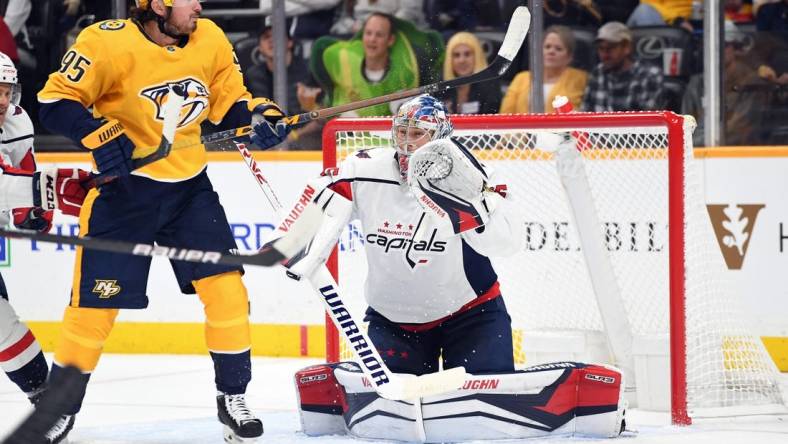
0, 51, 20, 105
0, 51, 17, 85
392, 94, 453, 179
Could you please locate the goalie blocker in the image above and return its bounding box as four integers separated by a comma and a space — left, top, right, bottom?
295, 361, 626, 442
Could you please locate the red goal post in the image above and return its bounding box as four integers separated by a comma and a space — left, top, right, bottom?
320, 112, 786, 425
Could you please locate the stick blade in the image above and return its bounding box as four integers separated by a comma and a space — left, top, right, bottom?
497, 6, 531, 62
377, 367, 468, 401
267, 204, 323, 261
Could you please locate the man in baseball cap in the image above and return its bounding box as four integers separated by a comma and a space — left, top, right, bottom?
594, 21, 633, 72
582, 21, 665, 112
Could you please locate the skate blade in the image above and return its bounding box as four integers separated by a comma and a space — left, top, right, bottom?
223, 425, 260, 443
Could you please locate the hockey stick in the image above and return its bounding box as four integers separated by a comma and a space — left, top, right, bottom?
281, 6, 531, 127
0, 223, 321, 267
87, 84, 188, 188
231, 140, 468, 401
115, 5, 531, 169
1, 365, 83, 444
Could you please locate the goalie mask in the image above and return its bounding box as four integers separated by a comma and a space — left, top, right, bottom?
0, 52, 21, 106
392, 94, 453, 180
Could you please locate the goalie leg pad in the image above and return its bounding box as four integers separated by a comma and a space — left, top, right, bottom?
295, 361, 425, 442
421, 362, 625, 441
295, 361, 625, 442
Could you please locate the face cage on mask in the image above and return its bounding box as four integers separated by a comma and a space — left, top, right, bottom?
1, 83, 21, 106
392, 119, 436, 179
11, 84, 21, 106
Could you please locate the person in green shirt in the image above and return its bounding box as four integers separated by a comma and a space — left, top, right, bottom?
311, 12, 443, 117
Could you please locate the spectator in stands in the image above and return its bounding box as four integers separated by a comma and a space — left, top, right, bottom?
244, 16, 323, 149
597, 0, 640, 23
756, 0, 788, 32
312, 12, 443, 116
82, 0, 113, 21
1, 0, 30, 38
437, 32, 501, 114
331, 0, 427, 35
754, 0, 788, 84
627, 0, 695, 31
682, 21, 770, 145
582, 21, 665, 111
725, 0, 755, 22
424, 0, 478, 35
543, 0, 604, 28
501, 25, 588, 113
256, 0, 342, 38
754, 0, 781, 16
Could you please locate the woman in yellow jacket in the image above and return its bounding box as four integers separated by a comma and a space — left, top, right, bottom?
437, 31, 502, 114
500, 25, 588, 114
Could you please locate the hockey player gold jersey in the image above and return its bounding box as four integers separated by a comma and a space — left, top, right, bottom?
38, 18, 251, 181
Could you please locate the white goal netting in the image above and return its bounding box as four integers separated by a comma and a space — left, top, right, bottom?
323, 113, 785, 419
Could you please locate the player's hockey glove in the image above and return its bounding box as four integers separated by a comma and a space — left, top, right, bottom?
12, 207, 53, 232
32, 168, 91, 217
250, 100, 290, 149
80, 119, 135, 177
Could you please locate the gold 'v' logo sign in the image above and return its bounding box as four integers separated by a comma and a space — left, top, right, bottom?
707, 204, 765, 270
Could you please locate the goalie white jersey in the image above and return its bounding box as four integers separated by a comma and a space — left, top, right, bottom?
324, 146, 524, 324
0, 103, 35, 216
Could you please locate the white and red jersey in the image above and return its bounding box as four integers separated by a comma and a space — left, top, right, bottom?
0, 168, 34, 211
325, 146, 525, 324
0, 103, 35, 219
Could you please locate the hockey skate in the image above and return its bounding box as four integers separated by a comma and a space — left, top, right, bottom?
216, 392, 263, 443
43, 414, 75, 444
28, 389, 75, 444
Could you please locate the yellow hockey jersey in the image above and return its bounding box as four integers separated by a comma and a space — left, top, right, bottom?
38, 18, 251, 181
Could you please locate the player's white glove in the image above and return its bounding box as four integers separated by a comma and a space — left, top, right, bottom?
407, 138, 495, 235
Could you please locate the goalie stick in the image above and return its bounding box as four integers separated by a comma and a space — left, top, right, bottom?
229, 139, 468, 401
0, 217, 320, 268
116, 6, 531, 169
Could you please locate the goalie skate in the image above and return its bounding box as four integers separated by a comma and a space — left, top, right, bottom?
216, 392, 263, 443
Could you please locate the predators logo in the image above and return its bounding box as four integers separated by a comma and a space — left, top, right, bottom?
93, 280, 121, 298
140, 77, 209, 128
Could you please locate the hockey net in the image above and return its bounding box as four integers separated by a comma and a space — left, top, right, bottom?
321, 112, 786, 424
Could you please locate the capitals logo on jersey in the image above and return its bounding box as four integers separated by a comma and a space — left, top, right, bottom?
366, 214, 447, 269
140, 77, 209, 128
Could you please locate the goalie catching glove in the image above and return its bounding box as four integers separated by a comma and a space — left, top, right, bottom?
407, 138, 502, 235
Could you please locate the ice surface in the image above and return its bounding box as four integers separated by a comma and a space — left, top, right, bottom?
1, 354, 786, 443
